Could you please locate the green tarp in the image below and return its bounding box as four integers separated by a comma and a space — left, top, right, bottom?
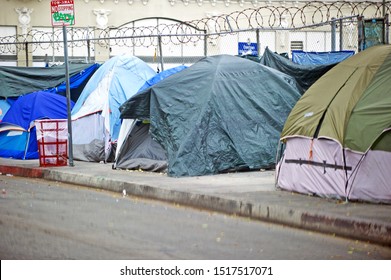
259, 47, 336, 93
120, 55, 301, 177
0, 63, 95, 98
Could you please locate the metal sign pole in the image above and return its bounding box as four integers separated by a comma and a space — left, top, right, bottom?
62, 25, 74, 167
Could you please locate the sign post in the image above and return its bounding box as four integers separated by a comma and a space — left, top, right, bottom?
51, 0, 75, 167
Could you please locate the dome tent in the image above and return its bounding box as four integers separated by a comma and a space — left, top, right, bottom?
0, 91, 73, 159
276, 44, 391, 204
120, 54, 302, 177
71, 55, 155, 162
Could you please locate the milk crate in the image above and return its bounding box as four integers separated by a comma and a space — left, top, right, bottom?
35, 119, 68, 167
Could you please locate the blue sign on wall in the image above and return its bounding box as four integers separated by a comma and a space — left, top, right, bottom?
238, 42, 258, 56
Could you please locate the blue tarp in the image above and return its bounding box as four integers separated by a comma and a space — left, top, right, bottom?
48, 63, 100, 102
292, 50, 355, 65
0, 63, 98, 98
137, 65, 187, 92
0, 91, 73, 159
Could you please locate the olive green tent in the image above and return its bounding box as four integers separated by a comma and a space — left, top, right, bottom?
276, 44, 391, 204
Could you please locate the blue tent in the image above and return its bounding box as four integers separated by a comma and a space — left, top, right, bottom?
0, 99, 11, 121
0, 91, 73, 159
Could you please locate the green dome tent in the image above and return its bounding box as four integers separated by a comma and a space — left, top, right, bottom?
276, 44, 391, 204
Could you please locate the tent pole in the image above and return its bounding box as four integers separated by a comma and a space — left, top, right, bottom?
23, 131, 30, 160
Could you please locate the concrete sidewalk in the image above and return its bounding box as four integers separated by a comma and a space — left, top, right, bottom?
1, 157, 390, 246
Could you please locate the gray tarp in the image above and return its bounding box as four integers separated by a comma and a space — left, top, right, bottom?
114, 121, 168, 172
0, 63, 95, 98
120, 54, 302, 177
259, 47, 336, 93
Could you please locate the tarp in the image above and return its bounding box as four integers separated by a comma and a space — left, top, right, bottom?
46, 63, 100, 102
0, 63, 97, 98
0, 91, 73, 159
291, 50, 355, 65
276, 44, 391, 204
71, 55, 156, 162
259, 47, 335, 92
120, 54, 302, 177
137, 65, 187, 92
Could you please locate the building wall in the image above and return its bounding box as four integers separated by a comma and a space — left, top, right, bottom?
1, 0, 257, 28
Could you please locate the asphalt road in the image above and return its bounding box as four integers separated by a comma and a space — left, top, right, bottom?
1, 175, 390, 260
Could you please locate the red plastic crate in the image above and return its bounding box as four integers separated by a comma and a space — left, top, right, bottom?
35, 119, 68, 167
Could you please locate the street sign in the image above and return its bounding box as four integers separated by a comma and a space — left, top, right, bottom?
51, 0, 75, 26
238, 42, 258, 56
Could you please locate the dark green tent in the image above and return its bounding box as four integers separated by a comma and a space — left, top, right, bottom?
120, 54, 301, 177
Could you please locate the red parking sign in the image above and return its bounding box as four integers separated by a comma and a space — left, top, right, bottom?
51, 0, 75, 26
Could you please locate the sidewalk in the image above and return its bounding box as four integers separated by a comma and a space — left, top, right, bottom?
1, 157, 390, 246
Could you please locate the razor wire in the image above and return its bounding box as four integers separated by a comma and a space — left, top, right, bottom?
0, 1, 389, 54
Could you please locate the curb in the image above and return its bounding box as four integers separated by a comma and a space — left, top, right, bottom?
0, 165, 48, 178
42, 167, 391, 246
2, 164, 391, 246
